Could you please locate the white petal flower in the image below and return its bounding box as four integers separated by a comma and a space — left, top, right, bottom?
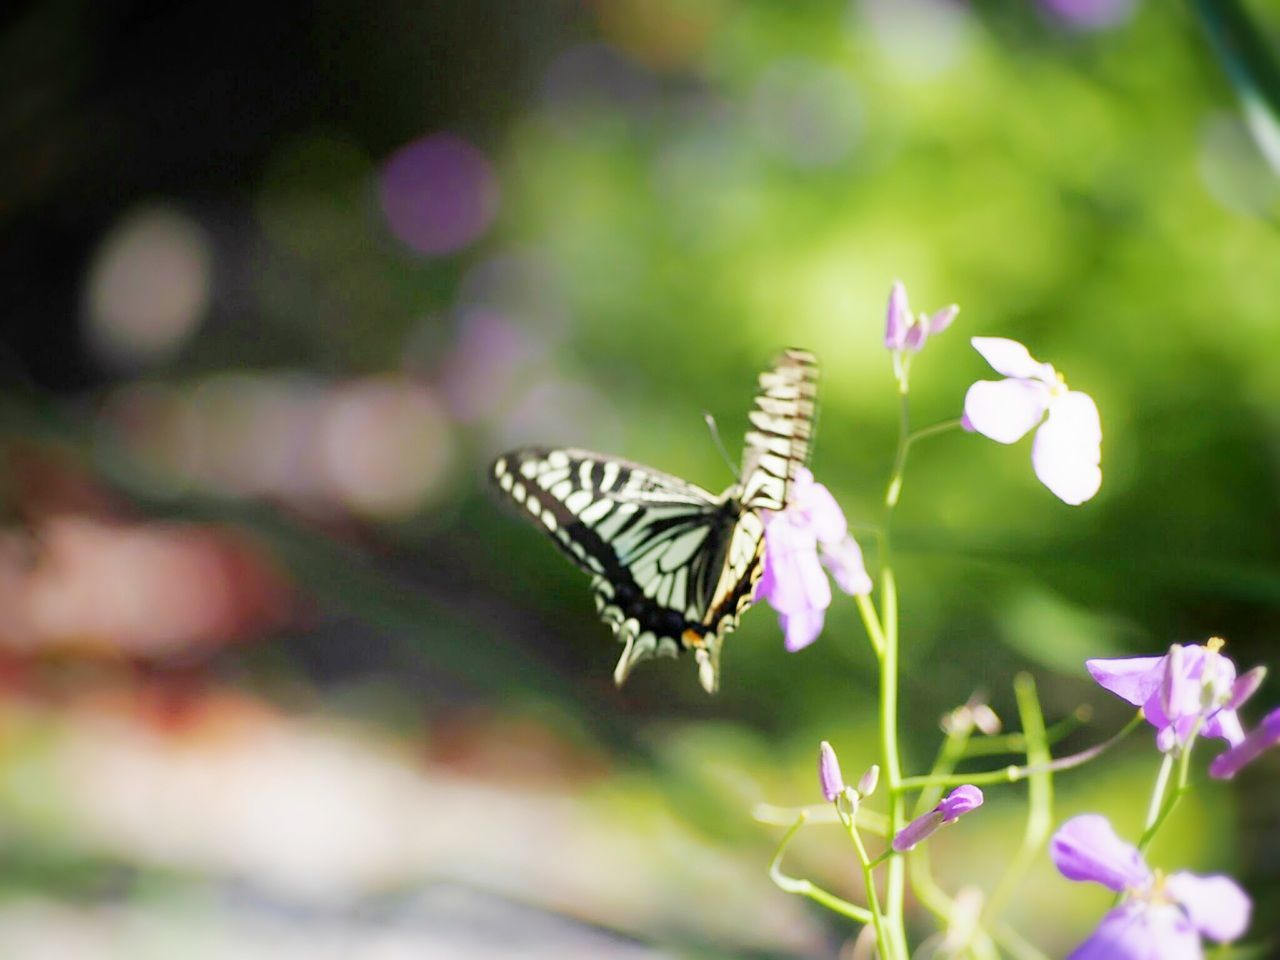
964, 338, 1102, 505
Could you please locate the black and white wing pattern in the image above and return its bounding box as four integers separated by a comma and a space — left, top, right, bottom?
491, 349, 817, 693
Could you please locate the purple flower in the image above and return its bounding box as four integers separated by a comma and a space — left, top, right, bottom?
891, 785, 983, 852
818, 740, 845, 802
758, 468, 871, 652
962, 337, 1101, 505
1087, 641, 1255, 753
884, 280, 958, 353
1040, 0, 1136, 31
1210, 706, 1280, 780
1051, 815, 1250, 959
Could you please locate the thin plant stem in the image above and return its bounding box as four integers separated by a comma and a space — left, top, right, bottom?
885, 415, 963, 508
961, 706, 1092, 758
897, 711, 1144, 791
878, 566, 908, 959
1142, 753, 1175, 838
839, 805, 894, 959
855, 593, 886, 657
1138, 722, 1202, 854
753, 801, 889, 836
768, 813, 875, 925
985, 674, 1053, 926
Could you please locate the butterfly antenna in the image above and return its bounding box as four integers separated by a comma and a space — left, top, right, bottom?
704, 411, 740, 482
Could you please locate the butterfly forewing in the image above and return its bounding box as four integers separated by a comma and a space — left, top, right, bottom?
491, 349, 818, 693
740, 348, 818, 512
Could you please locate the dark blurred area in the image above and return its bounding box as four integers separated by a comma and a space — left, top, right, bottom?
2, 0, 1280, 956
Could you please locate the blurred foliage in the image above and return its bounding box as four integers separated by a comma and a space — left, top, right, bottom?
3, 0, 1280, 955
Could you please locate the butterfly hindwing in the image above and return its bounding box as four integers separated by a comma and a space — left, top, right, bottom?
491, 349, 818, 693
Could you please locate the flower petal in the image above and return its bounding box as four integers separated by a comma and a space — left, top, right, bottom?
971, 337, 1056, 381
885, 281, 910, 350
803, 479, 848, 545
1086, 655, 1165, 707
1050, 815, 1151, 892
1166, 872, 1251, 943
780, 608, 826, 652
1209, 706, 1280, 780
821, 535, 872, 596
963, 378, 1052, 444
1066, 902, 1200, 960
1032, 390, 1102, 505
761, 516, 829, 615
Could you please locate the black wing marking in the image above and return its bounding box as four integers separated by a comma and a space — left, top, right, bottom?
739, 348, 818, 512
491, 447, 738, 687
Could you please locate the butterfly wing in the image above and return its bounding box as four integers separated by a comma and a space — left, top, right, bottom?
740, 348, 819, 512
693, 349, 819, 689
491, 349, 818, 694
491, 447, 739, 689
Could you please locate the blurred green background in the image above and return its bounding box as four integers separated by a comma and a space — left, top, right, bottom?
2, 0, 1279, 956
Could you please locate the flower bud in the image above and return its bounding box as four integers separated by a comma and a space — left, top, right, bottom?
856, 764, 880, 799
818, 740, 845, 802
892, 785, 984, 852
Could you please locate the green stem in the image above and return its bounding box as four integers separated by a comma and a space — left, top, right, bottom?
1138, 724, 1202, 855
1142, 753, 1175, 838
961, 706, 1092, 758
855, 593, 886, 657
768, 813, 875, 925
753, 801, 889, 836
885, 417, 963, 508
878, 566, 908, 959
985, 674, 1053, 925
840, 807, 894, 959
897, 711, 1143, 791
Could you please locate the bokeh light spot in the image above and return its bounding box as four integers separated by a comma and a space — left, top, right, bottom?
83, 205, 213, 368
379, 133, 499, 257
319, 378, 454, 518
751, 59, 861, 169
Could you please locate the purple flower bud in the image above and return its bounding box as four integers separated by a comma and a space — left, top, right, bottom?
884, 281, 910, 350
818, 740, 845, 802
892, 785, 984, 852
1209, 707, 1280, 780
938, 784, 983, 822
857, 764, 880, 798
927, 304, 959, 334
903, 321, 927, 353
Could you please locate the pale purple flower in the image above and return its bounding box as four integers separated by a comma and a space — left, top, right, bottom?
818, 740, 845, 802
1051, 815, 1250, 959
962, 337, 1101, 505
1040, 0, 1136, 31
758, 468, 871, 652
1210, 706, 1280, 779
891, 785, 983, 852
884, 280, 958, 353
1087, 641, 1255, 753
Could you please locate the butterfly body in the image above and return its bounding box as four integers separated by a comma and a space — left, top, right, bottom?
491, 350, 817, 692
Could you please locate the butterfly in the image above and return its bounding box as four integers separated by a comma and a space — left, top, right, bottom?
490, 349, 817, 693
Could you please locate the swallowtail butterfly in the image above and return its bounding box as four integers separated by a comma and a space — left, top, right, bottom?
491, 349, 817, 693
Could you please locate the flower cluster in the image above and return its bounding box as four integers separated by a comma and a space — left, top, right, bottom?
1052, 814, 1250, 958
1088, 638, 1279, 774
